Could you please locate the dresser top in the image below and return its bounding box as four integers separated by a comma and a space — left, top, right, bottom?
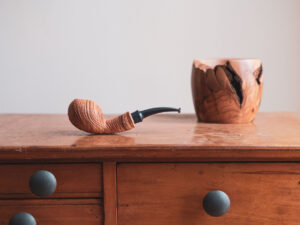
0, 113, 299, 162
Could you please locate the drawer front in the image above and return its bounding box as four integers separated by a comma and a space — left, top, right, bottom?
0, 163, 102, 198
0, 199, 103, 225
118, 163, 300, 225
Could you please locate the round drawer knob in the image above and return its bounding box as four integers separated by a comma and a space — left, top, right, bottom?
202, 190, 230, 217
9, 212, 36, 225
29, 170, 57, 197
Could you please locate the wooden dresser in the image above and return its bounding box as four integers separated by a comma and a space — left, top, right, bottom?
0, 112, 300, 225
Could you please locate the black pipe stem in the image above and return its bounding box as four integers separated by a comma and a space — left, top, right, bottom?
131, 107, 181, 123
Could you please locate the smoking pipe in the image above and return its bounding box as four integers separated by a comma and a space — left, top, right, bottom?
68, 99, 181, 134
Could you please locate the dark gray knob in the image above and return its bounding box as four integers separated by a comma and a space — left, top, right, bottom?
9, 212, 36, 225
29, 170, 57, 197
202, 190, 230, 217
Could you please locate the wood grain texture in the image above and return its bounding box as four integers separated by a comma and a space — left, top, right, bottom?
0, 113, 299, 161
103, 162, 117, 225
68, 99, 135, 134
0, 199, 103, 225
118, 163, 300, 225
192, 59, 263, 123
0, 163, 102, 199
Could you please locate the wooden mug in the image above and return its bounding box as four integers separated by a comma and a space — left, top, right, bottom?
191, 58, 263, 123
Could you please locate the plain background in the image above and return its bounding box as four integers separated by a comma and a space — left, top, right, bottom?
0, 0, 299, 114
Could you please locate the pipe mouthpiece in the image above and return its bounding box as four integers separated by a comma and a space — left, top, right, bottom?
131, 107, 181, 123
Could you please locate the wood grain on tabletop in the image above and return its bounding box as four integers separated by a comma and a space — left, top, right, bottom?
118, 163, 300, 225
0, 113, 299, 161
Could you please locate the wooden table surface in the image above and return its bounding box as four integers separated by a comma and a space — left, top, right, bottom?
1, 113, 300, 225
0, 112, 299, 162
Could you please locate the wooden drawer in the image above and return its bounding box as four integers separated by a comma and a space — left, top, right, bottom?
0, 163, 102, 198
0, 199, 103, 225
118, 163, 300, 225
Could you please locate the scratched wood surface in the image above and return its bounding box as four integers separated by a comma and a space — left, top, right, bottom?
0, 113, 299, 161
0, 199, 103, 225
0, 163, 102, 199
118, 163, 300, 225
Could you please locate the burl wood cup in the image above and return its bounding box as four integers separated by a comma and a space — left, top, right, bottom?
191, 59, 263, 123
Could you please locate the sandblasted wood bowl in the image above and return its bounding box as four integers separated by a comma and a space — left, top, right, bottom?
191, 59, 263, 123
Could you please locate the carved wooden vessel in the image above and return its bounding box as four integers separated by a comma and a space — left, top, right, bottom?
191, 59, 263, 123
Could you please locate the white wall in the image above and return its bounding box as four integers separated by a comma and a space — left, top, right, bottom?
1, 0, 299, 114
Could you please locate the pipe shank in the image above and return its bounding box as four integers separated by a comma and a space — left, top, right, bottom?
105, 112, 135, 134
